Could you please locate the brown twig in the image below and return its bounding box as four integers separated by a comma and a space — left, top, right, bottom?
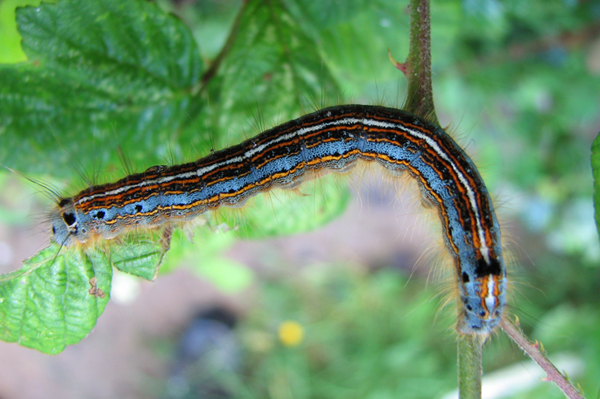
500, 317, 585, 399
195, 0, 248, 94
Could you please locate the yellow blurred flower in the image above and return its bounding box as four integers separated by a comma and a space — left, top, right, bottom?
278, 320, 304, 347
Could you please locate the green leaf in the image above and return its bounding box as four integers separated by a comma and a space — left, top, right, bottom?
0, 227, 171, 354
0, 0, 47, 64
110, 231, 168, 281
0, 243, 112, 354
592, 132, 600, 241
0, 0, 205, 177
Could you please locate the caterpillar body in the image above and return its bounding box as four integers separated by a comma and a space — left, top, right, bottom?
49, 104, 506, 334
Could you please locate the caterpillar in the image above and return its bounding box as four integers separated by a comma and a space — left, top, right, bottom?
49, 104, 506, 334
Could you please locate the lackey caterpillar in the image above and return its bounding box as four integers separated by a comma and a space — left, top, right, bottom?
49, 104, 506, 334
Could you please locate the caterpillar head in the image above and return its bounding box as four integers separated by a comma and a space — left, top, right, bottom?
49, 198, 90, 246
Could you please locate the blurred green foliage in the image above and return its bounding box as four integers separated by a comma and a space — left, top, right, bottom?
158, 266, 600, 398
230, 268, 457, 399
0, 0, 599, 396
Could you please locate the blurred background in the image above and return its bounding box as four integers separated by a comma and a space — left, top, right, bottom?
0, 0, 599, 398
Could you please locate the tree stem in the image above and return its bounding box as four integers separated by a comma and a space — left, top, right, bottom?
458, 333, 483, 399
404, 0, 439, 124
